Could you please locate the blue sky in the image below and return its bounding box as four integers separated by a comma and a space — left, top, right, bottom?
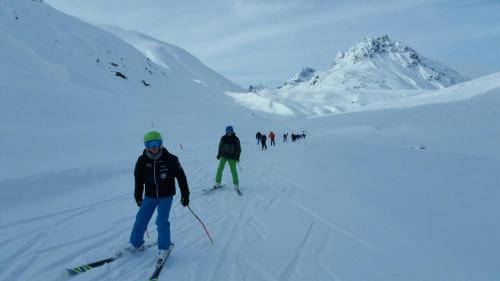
45, 0, 500, 87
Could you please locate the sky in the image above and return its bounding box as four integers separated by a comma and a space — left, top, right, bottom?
44, 0, 500, 88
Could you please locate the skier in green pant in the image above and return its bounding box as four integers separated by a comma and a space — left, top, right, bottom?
215, 125, 241, 192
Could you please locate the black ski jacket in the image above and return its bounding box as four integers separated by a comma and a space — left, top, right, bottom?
217, 134, 241, 161
134, 148, 189, 200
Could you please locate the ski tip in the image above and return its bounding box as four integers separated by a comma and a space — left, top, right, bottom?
202, 184, 226, 193
66, 264, 95, 276
66, 268, 83, 276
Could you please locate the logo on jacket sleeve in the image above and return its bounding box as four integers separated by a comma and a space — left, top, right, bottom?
160, 173, 167, 180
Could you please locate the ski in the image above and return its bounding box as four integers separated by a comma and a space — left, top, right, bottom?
148, 244, 174, 281
66, 241, 157, 276
67, 256, 116, 276
202, 184, 226, 193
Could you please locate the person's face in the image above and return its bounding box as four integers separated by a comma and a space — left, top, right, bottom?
148, 146, 160, 154
145, 140, 162, 154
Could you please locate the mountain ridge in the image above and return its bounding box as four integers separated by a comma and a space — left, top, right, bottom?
278, 34, 469, 91
0, 0, 239, 100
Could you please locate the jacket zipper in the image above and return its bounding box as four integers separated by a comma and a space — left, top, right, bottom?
154, 161, 159, 198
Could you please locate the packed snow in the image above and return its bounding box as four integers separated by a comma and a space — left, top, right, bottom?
1, 1, 499, 281
228, 71, 500, 117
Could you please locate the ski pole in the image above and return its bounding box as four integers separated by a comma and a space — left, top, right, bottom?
187, 205, 215, 245
180, 144, 184, 150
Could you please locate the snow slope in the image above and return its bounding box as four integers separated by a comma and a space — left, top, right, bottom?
0, 0, 239, 100
0, 0, 251, 179
100, 25, 241, 93
228, 71, 500, 117
1, 1, 500, 281
2, 78, 499, 281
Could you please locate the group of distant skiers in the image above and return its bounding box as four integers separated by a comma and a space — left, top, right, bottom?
255, 130, 306, 150
290, 132, 306, 142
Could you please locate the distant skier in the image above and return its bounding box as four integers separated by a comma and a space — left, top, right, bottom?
260, 134, 267, 150
256, 131, 262, 145
215, 126, 241, 191
283, 133, 288, 143
269, 131, 276, 146
127, 130, 190, 261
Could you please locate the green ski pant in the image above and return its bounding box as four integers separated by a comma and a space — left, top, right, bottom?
215, 157, 239, 185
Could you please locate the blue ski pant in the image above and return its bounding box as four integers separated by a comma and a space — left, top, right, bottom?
130, 196, 173, 250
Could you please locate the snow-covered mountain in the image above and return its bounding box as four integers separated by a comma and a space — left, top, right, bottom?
282, 67, 317, 87
282, 35, 469, 91
0, 0, 240, 102
229, 35, 472, 117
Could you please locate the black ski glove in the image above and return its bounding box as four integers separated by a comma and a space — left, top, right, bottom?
181, 196, 189, 207
216, 155, 220, 160
135, 196, 143, 207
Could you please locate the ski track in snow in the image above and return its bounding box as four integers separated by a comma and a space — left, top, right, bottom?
0, 194, 129, 230
0, 142, 314, 280
3, 128, 498, 281
94, 143, 320, 281
293, 202, 373, 249
278, 219, 313, 281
